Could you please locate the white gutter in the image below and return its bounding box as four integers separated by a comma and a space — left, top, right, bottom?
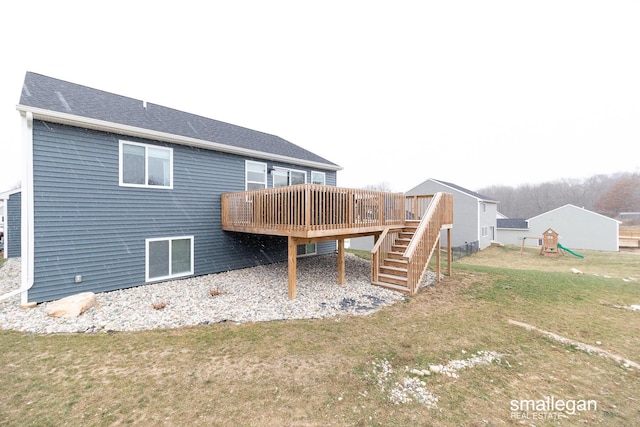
15, 105, 343, 172
0, 112, 34, 304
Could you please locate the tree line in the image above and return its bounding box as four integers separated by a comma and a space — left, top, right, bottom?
476, 172, 640, 220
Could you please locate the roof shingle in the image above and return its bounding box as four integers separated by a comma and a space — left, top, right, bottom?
19, 72, 339, 168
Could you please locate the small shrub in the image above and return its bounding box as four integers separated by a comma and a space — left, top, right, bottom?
152, 301, 167, 310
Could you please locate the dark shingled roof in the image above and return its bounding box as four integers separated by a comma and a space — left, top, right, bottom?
18, 72, 339, 168
430, 179, 498, 202
497, 218, 529, 229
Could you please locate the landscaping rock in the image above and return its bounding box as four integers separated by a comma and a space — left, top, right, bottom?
47, 292, 97, 318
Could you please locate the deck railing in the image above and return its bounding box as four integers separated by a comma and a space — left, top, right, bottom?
221, 184, 435, 237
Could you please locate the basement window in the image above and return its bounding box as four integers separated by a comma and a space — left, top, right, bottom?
297, 243, 317, 257
146, 236, 194, 281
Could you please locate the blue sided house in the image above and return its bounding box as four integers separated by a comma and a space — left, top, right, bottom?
8, 72, 453, 305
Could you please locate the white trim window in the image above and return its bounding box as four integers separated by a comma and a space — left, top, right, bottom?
120, 140, 173, 188
311, 171, 326, 185
273, 168, 307, 188
297, 242, 317, 257
246, 160, 267, 190
146, 236, 194, 281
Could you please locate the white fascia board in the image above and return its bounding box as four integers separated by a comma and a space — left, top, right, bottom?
0, 188, 21, 199
16, 105, 342, 172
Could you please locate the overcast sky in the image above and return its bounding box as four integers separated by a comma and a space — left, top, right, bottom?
1, 1, 639, 193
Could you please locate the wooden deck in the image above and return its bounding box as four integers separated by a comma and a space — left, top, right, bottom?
221, 184, 453, 298
619, 230, 640, 248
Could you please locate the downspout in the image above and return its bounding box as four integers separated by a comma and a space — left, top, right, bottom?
0, 111, 34, 304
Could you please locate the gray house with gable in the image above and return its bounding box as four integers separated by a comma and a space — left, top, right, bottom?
350, 178, 495, 253
406, 179, 498, 251
9, 72, 342, 304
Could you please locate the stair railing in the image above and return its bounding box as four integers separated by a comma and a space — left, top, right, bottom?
371, 227, 402, 283
402, 192, 453, 294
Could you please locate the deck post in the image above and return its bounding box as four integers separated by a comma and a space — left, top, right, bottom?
447, 228, 452, 276
337, 238, 345, 285
436, 235, 441, 282
288, 236, 297, 299
304, 185, 311, 228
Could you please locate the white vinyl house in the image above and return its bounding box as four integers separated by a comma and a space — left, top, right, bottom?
497, 204, 620, 252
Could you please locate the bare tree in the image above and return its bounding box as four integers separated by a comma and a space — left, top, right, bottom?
477, 172, 640, 219
362, 182, 395, 192
594, 173, 640, 217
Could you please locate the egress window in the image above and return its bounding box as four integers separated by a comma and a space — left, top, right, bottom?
146, 236, 194, 281
120, 140, 173, 188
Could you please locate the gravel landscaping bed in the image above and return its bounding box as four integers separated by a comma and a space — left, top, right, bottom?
0, 254, 436, 334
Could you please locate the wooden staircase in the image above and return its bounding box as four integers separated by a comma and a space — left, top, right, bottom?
370, 192, 454, 295
372, 221, 418, 293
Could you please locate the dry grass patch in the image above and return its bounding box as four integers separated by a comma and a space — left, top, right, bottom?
1, 247, 639, 426
458, 244, 639, 279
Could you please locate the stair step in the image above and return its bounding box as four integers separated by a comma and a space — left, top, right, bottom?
377, 273, 408, 287
379, 265, 408, 277
371, 281, 411, 294
392, 244, 408, 252
386, 251, 405, 259
382, 258, 408, 268
395, 237, 411, 245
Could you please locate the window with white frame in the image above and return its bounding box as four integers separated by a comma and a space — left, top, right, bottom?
146, 236, 194, 281
120, 140, 173, 188
297, 243, 317, 257
246, 161, 267, 190
311, 171, 326, 185
273, 168, 306, 187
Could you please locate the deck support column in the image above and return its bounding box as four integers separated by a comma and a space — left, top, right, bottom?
447, 228, 452, 276
436, 235, 441, 282
337, 238, 345, 285
288, 236, 297, 299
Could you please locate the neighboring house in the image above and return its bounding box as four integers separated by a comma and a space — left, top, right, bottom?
496, 218, 533, 247
11, 72, 343, 304
496, 204, 620, 252
350, 179, 497, 252
406, 179, 498, 250
0, 189, 21, 258
0, 200, 3, 249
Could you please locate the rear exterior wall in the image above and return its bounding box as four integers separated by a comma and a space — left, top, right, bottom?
29, 121, 336, 302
